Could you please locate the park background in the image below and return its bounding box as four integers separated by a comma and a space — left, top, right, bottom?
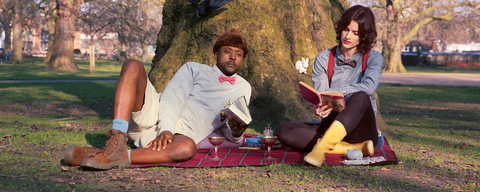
0, 0, 479, 191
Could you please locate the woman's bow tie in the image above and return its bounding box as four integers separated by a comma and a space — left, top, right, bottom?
338, 58, 357, 68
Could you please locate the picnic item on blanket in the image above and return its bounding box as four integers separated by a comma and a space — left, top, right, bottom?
345, 148, 363, 160
208, 137, 225, 161
263, 123, 273, 136
260, 136, 278, 160
343, 156, 386, 166
241, 135, 281, 149
129, 134, 398, 168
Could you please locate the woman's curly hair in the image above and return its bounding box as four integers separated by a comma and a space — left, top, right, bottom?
335, 5, 377, 55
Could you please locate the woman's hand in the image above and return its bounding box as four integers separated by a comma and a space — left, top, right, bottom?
314, 104, 333, 118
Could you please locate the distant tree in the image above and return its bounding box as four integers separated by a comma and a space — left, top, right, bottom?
438, 13, 480, 45
10, 0, 26, 64
0, 1, 12, 62
40, 0, 56, 64
47, 0, 83, 71
77, 0, 115, 73
109, 0, 134, 64
125, 0, 163, 64
348, 0, 479, 72
1, 0, 46, 64
375, 0, 479, 72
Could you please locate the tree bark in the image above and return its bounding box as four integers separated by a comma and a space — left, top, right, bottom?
89, 38, 95, 73
1, 13, 12, 63
149, 0, 348, 126
47, 0, 83, 71
141, 42, 149, 64
11, 2, 24, 64
43, 1, 56, 64
380, 0, 476, 73
118, 42, 127, 64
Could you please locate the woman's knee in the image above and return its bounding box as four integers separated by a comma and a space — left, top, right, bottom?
350, 92, 371, 105
276, 122, 300, 143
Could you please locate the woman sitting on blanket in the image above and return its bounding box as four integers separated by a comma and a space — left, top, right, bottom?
276, 5, 384, 167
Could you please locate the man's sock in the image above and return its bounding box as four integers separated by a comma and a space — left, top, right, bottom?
112, 119, 129, 133
127, 149, 131, 164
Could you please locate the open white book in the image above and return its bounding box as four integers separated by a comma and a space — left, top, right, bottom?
221, 96, 252, 125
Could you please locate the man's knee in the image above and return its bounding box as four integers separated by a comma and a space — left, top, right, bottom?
122, 59, 144, 73
171, 138, 196, 162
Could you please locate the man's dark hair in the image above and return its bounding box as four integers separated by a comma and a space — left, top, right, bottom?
213, 29, 249, 58
335, 5, 377, 54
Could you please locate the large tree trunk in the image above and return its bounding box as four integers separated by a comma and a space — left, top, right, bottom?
89, 38, 95, 73
118, 42, 127, 64
2, 15, 12, 63
43, 1, 56, 64
384, 24, 406, 72
141, 42, 149, 64
10, 3, 24, 64
149, 0, 349, 126
47, 0, 83, 71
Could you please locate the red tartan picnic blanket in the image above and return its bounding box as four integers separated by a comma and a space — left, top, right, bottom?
130, 134, 398, 168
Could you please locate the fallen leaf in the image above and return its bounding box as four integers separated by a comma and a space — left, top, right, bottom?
54, 178, 65, 183
99, 178, 109, 182
60, 166, 70, 171
381, 168, 392, 172
135, 177, 147, 181
206, 171, 216, 177
121, 185, 133, 190
154, 179, 161, 184
69, 182, 76, 185
111, 176, 118, 180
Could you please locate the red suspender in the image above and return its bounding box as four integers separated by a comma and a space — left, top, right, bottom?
362, 50, 370, 74
327, 46, 337, 86
327, 46, 371, 87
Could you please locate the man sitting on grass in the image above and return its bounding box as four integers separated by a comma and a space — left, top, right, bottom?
64, 29, 252, 170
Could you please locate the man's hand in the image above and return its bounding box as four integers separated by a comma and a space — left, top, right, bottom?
146, 131, 173, 151
227, 115, 248, 138
315, 103, 333, 118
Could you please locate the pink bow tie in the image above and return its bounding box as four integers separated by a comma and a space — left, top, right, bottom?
219, 75, 236, 85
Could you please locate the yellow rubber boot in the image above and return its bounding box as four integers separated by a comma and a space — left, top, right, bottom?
328, 140, 374, 157
304, 120, 347, 167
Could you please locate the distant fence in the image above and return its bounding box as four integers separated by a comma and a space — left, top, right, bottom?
401, 52, 480, 68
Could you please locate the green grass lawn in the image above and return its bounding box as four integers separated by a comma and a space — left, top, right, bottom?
0, 58, 478, 191
0, 58, 151, 80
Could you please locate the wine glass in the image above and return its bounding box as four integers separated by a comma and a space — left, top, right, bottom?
260, 136, 277, 160
208, 137, 225, 161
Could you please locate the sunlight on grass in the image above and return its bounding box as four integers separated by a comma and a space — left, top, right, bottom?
0, 58, 151, 80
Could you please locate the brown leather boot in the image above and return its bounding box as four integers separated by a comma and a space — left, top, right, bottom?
64, 145, 101, 166
80, 129, 130, 170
